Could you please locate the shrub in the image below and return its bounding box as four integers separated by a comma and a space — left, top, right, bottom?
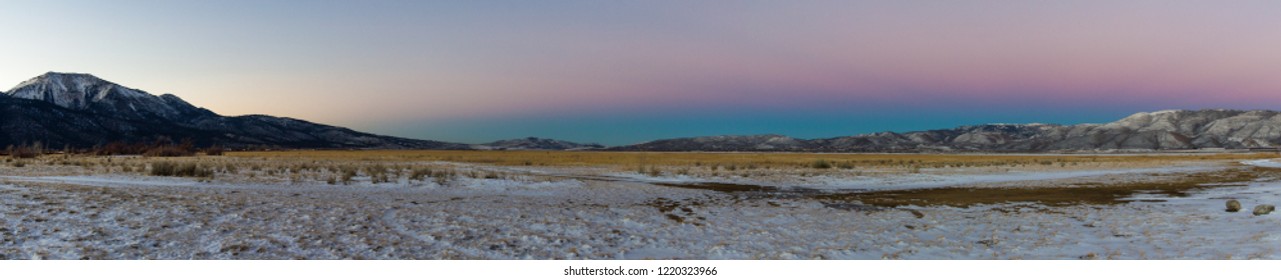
810, 160, 832, 169
431, 169, 455, 186
366, 164, 390, 183
144, 146, 195, 157
1254, 204, 1275, 216
204, 146, 225, 156
340, 167, 357, 184
835, 161, 855, 169
409, 167, 431, 181
150, 162, 213, 177
1226, 200, 1242, 212
434, 172, 450, 186
7, 144, 41, 159
94, 141, 149, 155
222, 163, 238, 173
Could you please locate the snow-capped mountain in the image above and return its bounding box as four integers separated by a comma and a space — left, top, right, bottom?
1, 72, 466, 149
6, 72, 211, 121
614, 110, 1281, 152
473, 137, 604, 150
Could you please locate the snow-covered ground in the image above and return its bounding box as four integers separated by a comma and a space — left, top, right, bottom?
1242, 159, 1281, 168
602, 164, 1222, 191
1, 160, 1279, 259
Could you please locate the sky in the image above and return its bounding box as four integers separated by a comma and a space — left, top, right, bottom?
2, 1, 1280, 145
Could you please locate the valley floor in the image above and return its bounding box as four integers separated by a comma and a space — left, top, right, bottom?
0, 153, 1279, 259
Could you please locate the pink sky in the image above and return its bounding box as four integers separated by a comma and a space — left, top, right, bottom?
2, 1, 1279, 144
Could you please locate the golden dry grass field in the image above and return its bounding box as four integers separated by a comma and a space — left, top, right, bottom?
228, 150, 1275, 170
6, 149, 1278, 207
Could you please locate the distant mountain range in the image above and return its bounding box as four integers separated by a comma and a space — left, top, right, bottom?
612, 110, 1281, 152
473, 137, 604, 150
2, 72, 1278, 152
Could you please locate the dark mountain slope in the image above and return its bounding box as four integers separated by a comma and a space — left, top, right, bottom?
1, 72, 467, 149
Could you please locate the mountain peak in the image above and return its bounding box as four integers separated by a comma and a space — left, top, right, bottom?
4, 72, 209, 121
6, 71, 151, 108
37, 71, 101, 79
13, 72, 120, 92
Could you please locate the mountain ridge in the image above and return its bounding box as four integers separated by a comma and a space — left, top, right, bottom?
4, 72, 1280, 152
612, 109, 1281, 152
473, 137, 604, 150
1, 72, 466, 150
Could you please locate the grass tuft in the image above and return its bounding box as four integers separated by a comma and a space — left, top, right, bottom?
150, 161, 214, 177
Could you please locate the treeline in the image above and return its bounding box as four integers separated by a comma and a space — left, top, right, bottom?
3, 137, 227, 158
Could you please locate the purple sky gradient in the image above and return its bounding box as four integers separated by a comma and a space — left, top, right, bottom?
2, 1, 1279, 144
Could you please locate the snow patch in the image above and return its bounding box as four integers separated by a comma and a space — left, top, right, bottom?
1242, 159, 1281, 168
800, 166, 1218, 191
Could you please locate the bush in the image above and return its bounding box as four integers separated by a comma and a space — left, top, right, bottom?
1226, 199, 1242, 212
409, 167, 431, 181
94, 141, 149, 155
340, 167, 358, 184
810, 160, 832, 169
1254, 204, 1275, 216
144, 146, 195, 157
366, 164, 390, 183
204, 146, 225, 156
150, 162, 213, 177
7, 144, 41, 159
835, 161, 856, 169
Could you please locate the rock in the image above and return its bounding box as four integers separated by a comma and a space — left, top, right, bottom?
1226, 200, 1242, 212
1253, 204, 1275, 216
